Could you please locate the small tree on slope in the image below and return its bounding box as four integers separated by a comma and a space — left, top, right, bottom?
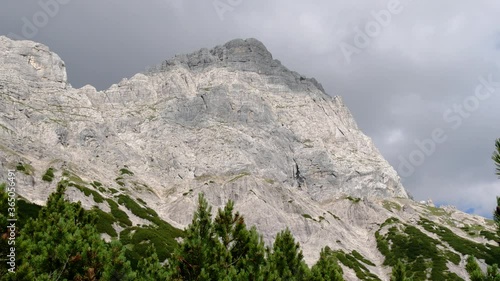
167, 193, 268, 280
467, 138, 500, 280
310, 247, 344, 281
264, 228, 310, 280
494, 139, 500, 232
390, 260, 413, 281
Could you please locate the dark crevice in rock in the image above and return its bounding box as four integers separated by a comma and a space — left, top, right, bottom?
293, 159, 305, 188
200, 95, 208, 110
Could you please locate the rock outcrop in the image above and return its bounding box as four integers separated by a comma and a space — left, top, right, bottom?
1, 36, 496, 280
0, 35, 405, 258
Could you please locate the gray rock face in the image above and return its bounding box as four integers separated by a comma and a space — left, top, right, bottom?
0, 36, 410, 264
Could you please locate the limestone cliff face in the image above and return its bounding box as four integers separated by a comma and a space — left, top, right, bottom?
0, 36, 410, 264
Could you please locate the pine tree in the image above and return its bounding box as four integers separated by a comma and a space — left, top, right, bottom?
310, 247, 344, 281
3, 181, 135, 280
390, 260, 412, 281
467, 139, 500, 280
493, 139, 500, 177
213, 200, 266, 280
104, 240, 137, 281
495, 197, 500, 240
240, 226, 266, 280
265, 228, 310, 281
136, 245, 169, 280
466, 256, 485, 281
168, 193, 222, 280
491, 139, 500, 280
487, 264, 500, 280
168, 194, 267, 280
494, 139, 500, 233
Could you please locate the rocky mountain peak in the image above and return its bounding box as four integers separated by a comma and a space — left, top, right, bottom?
163, 38, 273, 70
0, 36, 416, 267
153, 38, 327, 94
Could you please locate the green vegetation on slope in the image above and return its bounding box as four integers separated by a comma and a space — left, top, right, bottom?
331, 250, 380, 280
2, 183, 348, 280
114, 193, 184, 268
57, 169, 185, 270
119, 167, 134, 176
15, 162, 34, 175
376, 218, 464, 280
346, 196, 361, 203
382, 200, 402, 212
41, 167, 55, 182
1, 181, 135, 280
69, 182, 105, 203
3, 151, 500, 281
419, 218, 500, 266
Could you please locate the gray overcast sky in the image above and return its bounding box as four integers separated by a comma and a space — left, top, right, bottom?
1, 0, 499, 217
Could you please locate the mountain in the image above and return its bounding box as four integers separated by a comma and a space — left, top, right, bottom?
0, 36, 497, 280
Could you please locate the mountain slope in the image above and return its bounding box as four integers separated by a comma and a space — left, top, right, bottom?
0, 36, 497, 280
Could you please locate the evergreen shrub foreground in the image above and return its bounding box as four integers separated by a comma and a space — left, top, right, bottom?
0, 181, 345, 281
1, 175, 499, 280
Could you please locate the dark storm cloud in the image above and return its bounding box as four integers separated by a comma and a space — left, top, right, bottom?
1, 0, 499, 216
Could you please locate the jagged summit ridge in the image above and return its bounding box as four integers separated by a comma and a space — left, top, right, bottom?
150, 38, 327, 93
166, 38, 274, 68
0, 36, 408, 265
